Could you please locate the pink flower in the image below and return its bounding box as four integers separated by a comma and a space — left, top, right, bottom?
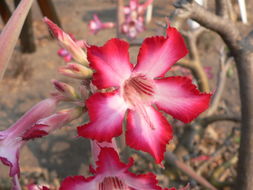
88, 14, 115, 35
124, 0, 153, 15
60, 147, 164, 190
78, 26, 211, 164
122, 0, 153, 38
0, 98, 58, 176
121, 16, 145, 39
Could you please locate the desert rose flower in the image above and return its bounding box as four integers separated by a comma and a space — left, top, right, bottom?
78, 26, 211, 163
88, 14, 115, 35
122, 0, 153, 38
0, 98, 58, 176
60, 147, 165, 190
121, 16, 144, 39
124, 0, 154, 15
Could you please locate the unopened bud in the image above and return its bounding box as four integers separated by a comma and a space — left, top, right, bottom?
23, 107, 83, 140
44, 17, 88, 65
59, 63, 93, 79
52, 80, 78, 100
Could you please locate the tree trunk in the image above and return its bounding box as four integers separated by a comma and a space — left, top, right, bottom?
235, 49, 253, 189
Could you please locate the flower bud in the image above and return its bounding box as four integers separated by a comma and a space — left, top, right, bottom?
59, 63, 93, 79
52, 80, 78, 100
44, 17, 88, 65
23, 107, 83, 140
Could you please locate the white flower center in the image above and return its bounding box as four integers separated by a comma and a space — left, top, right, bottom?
122, 74, 156, 129
122, 74, 155, 108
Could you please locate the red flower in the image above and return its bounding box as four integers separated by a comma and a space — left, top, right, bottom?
78, 26, 211, 163
60, 147, 164, 190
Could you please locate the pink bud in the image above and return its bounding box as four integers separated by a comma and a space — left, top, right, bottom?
23, 107, 83, 140
52, 80, 78, 100
59, 63, 93, 79
44, 17, 88, 65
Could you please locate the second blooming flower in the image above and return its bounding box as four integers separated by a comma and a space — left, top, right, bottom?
78, 25, 211, 163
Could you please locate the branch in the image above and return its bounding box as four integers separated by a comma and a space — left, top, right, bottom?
165, 152, 218, 190
174, 0, 241, 51
206, 47, 233, 116
215, 0, 229, 18
199, 114, 241, 128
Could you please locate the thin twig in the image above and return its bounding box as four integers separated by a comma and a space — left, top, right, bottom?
165, 152, 218, 190
206, 47, 233, 116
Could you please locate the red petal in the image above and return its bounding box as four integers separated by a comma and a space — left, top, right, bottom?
154, 76, 211, 123
88, 39, 133, 89
78, 91, 127, 142
60, 176, 95, 190
91, 140, 118, 169
134, 26, 187, 78
126, 106, 173, 163
95, 147, 133, 175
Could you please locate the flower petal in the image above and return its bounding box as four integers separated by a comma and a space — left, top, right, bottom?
91, 139, 118, 169
123, 172, 161, 190
126, 106, 173, 163
60, 176, 96, 190
88, 39, 133, 89
133, 26, 188, 78
78, 91, 127, 142
154, 76, 211, 123
0, 138, 24, 176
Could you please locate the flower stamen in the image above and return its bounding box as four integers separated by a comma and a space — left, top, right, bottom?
99, 177, 131, 190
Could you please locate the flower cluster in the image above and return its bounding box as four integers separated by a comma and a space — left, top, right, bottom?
87, 0, 153, 39
0, 14, 211, 189
121, 0, 153, 38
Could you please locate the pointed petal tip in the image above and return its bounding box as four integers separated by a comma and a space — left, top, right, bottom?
155, 76, 212, 123
87, 38, 132, 89
126, 107, 173, 164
